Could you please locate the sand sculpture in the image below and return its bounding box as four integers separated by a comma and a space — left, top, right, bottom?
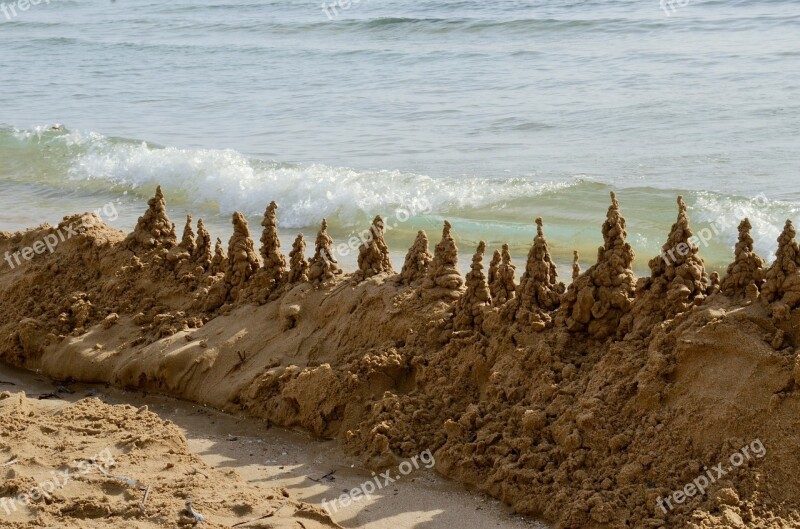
720, 218, 765, 299
308, 219, 341, 284
422, 221, 463, 297
210, 237, 227, 275
125, 185, 176, 249
645, 195, 712, 312
488, 243, 515, 305
179, 214, 196, 254
224, 212, 260, 300
193, 218, 212, 269
761, 219, 800, 318
250, 201, 287, 299
288, 233, 309, 284
8, 186, 800, 529
453, 241, 491, 330
508, 218, 564, 330
355, 215, 394, 281
560, 192, 636, 338
398, 230, 433, 285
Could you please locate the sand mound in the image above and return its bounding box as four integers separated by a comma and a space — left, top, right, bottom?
0, 390, 338, 528
1, 186, 799, 529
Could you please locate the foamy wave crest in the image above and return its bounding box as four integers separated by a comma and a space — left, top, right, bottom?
20, 127, 577, 229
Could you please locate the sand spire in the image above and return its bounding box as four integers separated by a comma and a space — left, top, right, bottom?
454, 241, 491, 330
510, 218, 564, 330
224, 212, 260, 299
126, 185, 176, 249
308, 219, 342, 284
399, 230, 433, 285
646, 195, 711, 312
287, 233, 309, 284
193, 218, 212, 269
355, 215, 394, 281
210, 237, 227, 275
560, 192, 636, 338
423, 221, 464, 297
179, 215, 196, 254
489, 243, 515, 305
760, 219, 800, 316
720, 218, 765, 299
259, 201, 287, 288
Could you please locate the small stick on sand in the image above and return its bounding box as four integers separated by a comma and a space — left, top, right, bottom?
0, 459, 18, 467
308, 470, 335, 483
185, 499, 206, 524
97, 466, 147, 489
231, 511, 274, 527
140, 484, 152, 512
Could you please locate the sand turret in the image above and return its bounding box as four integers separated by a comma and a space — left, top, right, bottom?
509, 218, 564, 330
179, 215, 196, 254
423, 221, 463, 297
560, 192, 636, 338
454, 241, 491, 330
210, 237, 227, 275
489, 244, 515, 305
223, 212, 259, 300
355, 215, 394, 281
399, 230, 433, 285
308, 219, 342, 284
287, 233, 309, 284
193, 219, 212, 269
126, 185, 176, 249
760, 220, 800, 317
647, 195, 711, 312
259, 201, 287, 289
720, 218, 765, 299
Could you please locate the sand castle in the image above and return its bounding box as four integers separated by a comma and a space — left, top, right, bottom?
287, 233, 309, 284
125, 185, 176, 249
398, 230, 433, 285
507, 218, 564, 331
560, 192, 636, 338
453, 241, 491, 330
193, 218, 212, 269
761, 219, 800, 318
308, 219, 342, 284
179, 214, 196, 254
488, 243, 516, 305
355, 215, 394, 281
720, 218, 765, 299
259, 201, 287, 287
8, 186, 800, 529
422, 221, 463, 298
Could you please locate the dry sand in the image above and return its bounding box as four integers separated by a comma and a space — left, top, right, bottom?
1, 188, 799, 528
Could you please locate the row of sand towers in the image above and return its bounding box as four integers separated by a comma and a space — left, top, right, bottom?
125, 187, 800, 339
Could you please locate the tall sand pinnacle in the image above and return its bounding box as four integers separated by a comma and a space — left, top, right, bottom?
489, 243, 515, 305
423, 220, 463, 297
224, 212, 260, 299
179, 215, 196, 254
287, 233, 309, 284
761, 219, 800, 316
193, 218, 212, 269
720, 218, 765, 299
355, 215, 394, 281
308, 219, 341, 284
454, 241, 491, 330
259, 201, 287, 288
210, 237, 227, 275
510, 218, 564, 330
399, 230, 433, 285
560, 192, 636, 338
126, 185, 176, 249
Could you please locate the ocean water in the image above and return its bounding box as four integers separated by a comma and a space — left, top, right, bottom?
1, 0, 799, 274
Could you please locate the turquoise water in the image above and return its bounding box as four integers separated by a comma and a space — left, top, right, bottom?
1, 0, 799, 272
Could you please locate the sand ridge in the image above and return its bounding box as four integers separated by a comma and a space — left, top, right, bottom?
0, 188, 799, 528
